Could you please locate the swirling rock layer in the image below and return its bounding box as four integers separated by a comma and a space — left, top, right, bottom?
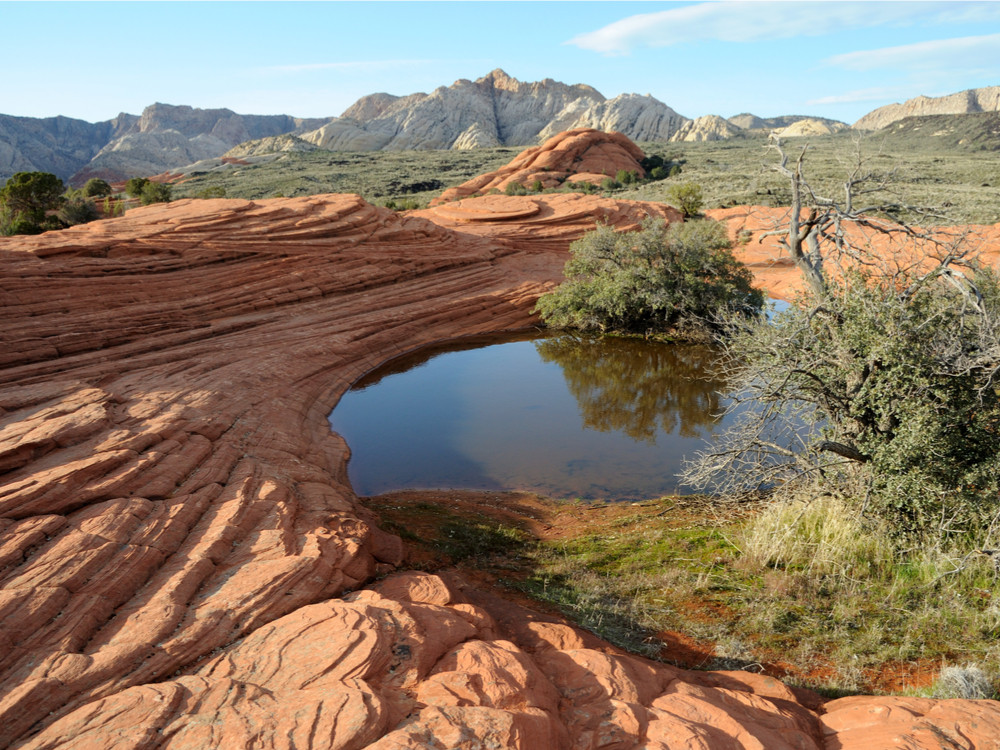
2, 193, 999, 749
431, 128, 648, 205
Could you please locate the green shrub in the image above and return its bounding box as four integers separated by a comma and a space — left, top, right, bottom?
124, 177, 150, 198
649, 166, 669, 180
58, 197, 100, 225
665, 182, 704, 217
139, 181, 171, 205
195, 186, 226, 199
534, 218, 763, 338
616, 169, 638, 185
82, 178, 112, 198
601, 177, 622, 191
0, 171, 64, 228
504, 181, 528, 196
530, 179, 544, 192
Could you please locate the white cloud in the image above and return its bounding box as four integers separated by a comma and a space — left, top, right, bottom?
806, 87, 915, 106
567, 1, 1000, 55
826, 33, 1000, 72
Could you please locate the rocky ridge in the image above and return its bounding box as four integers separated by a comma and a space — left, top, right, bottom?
854, 86, 1000, 131
2, 129, 1000, 748
0, 105, 329, 186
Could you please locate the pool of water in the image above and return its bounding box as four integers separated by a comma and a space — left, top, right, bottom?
329, 331, 740, 500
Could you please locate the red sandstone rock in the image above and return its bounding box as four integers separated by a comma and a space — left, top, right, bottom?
431, 128, 648, 205
707, 205, 1000, 302
1, 164, 999, 747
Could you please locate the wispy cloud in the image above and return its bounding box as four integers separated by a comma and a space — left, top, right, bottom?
567, 1, 1000, 55
266, 60, 437, 74
826, 33, 1000, 72
806, 87, 916, 106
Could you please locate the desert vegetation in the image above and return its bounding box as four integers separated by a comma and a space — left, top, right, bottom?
534, 218, 763, 339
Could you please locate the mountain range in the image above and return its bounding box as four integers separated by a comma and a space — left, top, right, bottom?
1, 70, 997, 186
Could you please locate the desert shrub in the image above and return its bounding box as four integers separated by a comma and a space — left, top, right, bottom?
616, 169, 638, 185
504, 181, 528, 196
530, 179, 544, 192
140, 181, 171, 205
641, 154, 664, 171
665, 182, 704, 217
669, 164, 683, 177
58, 197, 100, 225
82, 178, 112, 198
689, 267, 1000, 540
195, 186, 226, 199
932, 665, 997, 700
534, 218, 763, 338
124, 177, 149, 198
0, 171, 65, 232
601, 177, 622, 191
649, 166, 669, 180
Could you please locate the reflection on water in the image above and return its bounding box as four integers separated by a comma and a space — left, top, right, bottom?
535, 335, 724, 442
330, 332, 737, 501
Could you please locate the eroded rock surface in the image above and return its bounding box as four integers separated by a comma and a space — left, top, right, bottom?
431, 128, 649, 205
2, 180, 999, 748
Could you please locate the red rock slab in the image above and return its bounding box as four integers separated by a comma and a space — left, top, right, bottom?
1, 194, 998, 749
708, 205, 1000, 302
431, 128, 648, 205
417, 193, 683, 256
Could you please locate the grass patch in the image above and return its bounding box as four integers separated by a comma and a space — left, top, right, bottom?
171, 130, 1000, 225
365, 490, 1000, 697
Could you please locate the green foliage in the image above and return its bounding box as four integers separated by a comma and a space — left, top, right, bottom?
665, 182, 704, 217
616, 169, 638, 185
504, 181, 528, 196
565, 180, 598, 194
649, 166, 669, 180
601, 177, 622, 191
530, 179, 544, 192
704, 268, 1000, 539
82, 178, 112, 198
0, 171, 65, 233
58, 197, 100, 226
124, 177, 150, 198
195, 185, 226, 199
534, 218, 763, 338
139, 181, 171, 205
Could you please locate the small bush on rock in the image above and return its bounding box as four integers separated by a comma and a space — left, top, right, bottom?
534, 218, 763, 338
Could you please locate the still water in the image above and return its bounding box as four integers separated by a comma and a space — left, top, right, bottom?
330, 332, 738, 500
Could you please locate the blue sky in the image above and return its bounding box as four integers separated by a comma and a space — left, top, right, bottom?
3, 1, 999, 125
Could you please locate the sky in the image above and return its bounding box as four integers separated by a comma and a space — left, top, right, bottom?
3, 1, 999, 126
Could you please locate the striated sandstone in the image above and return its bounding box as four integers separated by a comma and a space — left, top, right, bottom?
2, 131, 1000, 748
431, 128, 649, 205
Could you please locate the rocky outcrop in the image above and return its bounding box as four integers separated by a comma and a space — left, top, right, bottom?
2, 133, 1000, 749
708, 205, 1000, 301
223, 134, 318, 158
0, 114, 135, 184
537, 93, 688, 143
431, 128, 649, 204
75, 104, 329, 185
727, 113, 847, 133
300, 70, 692, 152
302, 69, 609, 151
670, 114, 746, 142
853, 86, 1000, 131
0, 105, 330, 186
773, 118, 848, 137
